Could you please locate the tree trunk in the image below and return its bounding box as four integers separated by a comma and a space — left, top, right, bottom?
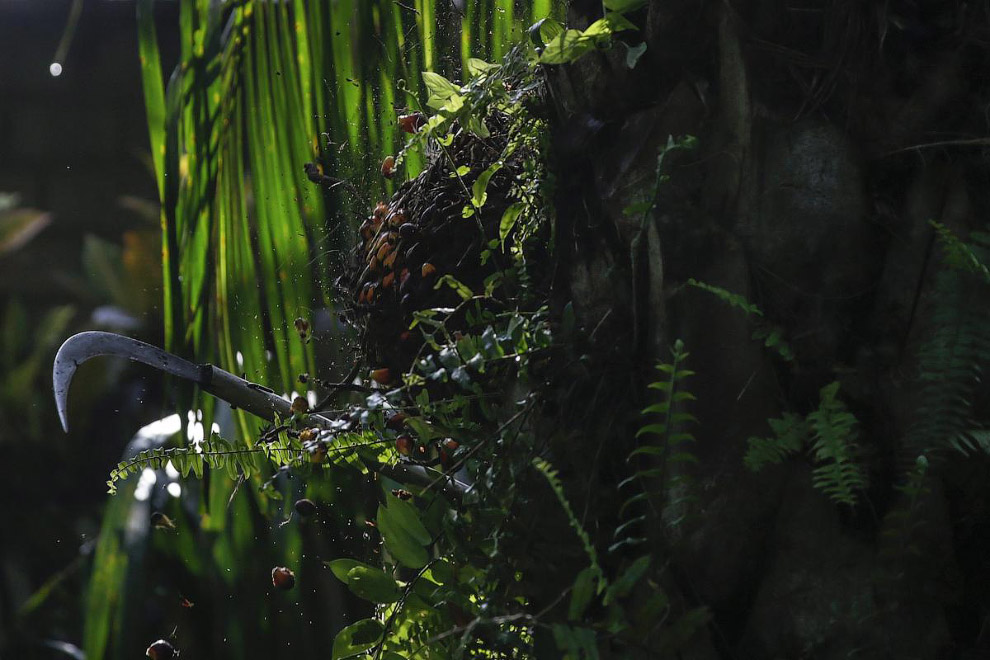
544, 1, 990, 657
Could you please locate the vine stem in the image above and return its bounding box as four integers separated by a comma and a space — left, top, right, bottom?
372, 558, 438, 659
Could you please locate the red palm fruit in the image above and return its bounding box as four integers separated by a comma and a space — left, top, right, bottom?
381, 155, 396, 178
291, 396, 309, 415
442, 439, 460, 452
360, 220, 374, 242
370, 368, 392, 385
294, 498, 317, 518
373, 201, 389, 221
382, 272, 395, 288
421, 262, 437, 278
272, 566, 296, 590
383, 251, 398, 270
146, 639, 176, 660
387, 412, 408, 430
398, 112, 426, 133
395, 434, 414, 456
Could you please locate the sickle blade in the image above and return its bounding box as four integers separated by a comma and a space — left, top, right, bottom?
53, 331, 207, 432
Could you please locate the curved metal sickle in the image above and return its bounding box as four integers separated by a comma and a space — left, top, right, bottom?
53, 331, 208, 433
52, 331, 469, 496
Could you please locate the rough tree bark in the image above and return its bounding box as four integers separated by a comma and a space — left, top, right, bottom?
541, 1, 990, 657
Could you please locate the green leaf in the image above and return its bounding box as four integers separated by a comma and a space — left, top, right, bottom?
472, 161, 502, 208
568, 566, 600, 621
499, 202, 525, 246
423, 71, 461, 109
332, 618, 384, 659
604, 0, 648, 11
383, 492, 432, 546
624, 42, 648, 69
465, 57, 499, 77
345, 565, 401, 603
604, 555, 651, 605
529, 18, 564, 48
378, 505, 429, 569
539, 29, 594, 64
326, 558, 369, 584
434, 275, 474, 301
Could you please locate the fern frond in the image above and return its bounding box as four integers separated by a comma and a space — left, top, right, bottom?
686, 279, 794, 361
106, 434, 264, 494
905, 225, 990, 461
533, 457, 601, 578
807, 382, 866, 506
611, 340, 698, 553
687, 279, 763, 316
744, 412, 805, 471
745, 384, 865, 506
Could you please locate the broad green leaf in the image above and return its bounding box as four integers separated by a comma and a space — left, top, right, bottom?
568, 566, 600, 621
472, 161, 502, 208
529, 18, 564, 48
499, 202, 524, 246
332, 618, 384, 659
378, 505, 429, 569
465, 57, 499, 77
384, 492, 432, 545
423, 71, 461, 109
604, 555, 651, 605
326, 558, 369, 584
345, 565, 401, 603
539, 29, 594, 64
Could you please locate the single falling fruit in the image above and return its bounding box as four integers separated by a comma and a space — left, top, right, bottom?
294, 498, 317, 518
291, 396, 309, 415
421, 262, 437, 278
398, 112, 426, 133
395, 434, 414, 456
381, 155, 396, 178
272, 566, 296, 590
150, 512, 176, 531
310, 442, 328, 464
294, 317, 310, 342
370, 368, 392, 385
146, 639, 176, 660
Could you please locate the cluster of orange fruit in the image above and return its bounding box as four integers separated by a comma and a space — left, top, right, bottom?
355, 201, 438, 310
